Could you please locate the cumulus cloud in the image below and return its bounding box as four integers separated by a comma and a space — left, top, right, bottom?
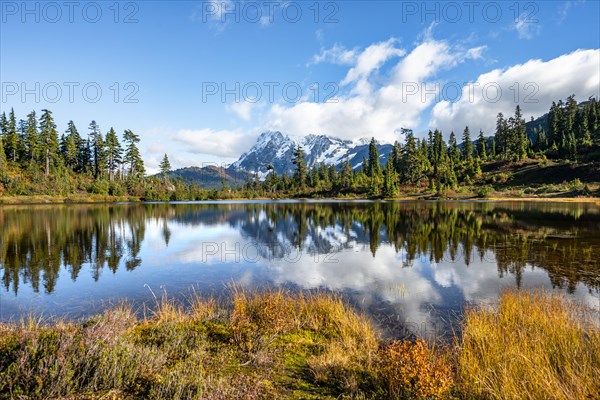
429, 49, 600, 136
267, 36, 485, 142
341, 38, 405, 86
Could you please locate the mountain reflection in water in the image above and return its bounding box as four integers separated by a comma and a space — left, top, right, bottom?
1, 201, 599, 338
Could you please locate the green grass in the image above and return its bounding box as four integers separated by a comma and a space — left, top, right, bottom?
0, 289, 598, 399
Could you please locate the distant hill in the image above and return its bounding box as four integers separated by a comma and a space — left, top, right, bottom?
166, 165, 247, 189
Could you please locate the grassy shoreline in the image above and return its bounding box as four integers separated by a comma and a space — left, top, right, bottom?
1, 192, 599, 205
1, 289, 598, 399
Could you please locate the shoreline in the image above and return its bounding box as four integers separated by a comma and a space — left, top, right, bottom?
1, 193, 599, 205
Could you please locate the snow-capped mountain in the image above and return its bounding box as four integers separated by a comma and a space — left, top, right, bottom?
228, 131, 393, 176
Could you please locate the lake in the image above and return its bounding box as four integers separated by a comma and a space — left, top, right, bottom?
1, 200, 599, 339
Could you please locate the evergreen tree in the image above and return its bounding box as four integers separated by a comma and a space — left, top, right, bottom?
382, 157, 397, 197
327, 164, 337, 185
401, 129, 422, 183
24, 111, 39, 163
462, 126, 473, 163
0, 112, 7, 137
89, 121, 105, 178
38, 109, 59, 177
0, 130, 5, 172
509, 105, 527, 160
292, 145, 307, 189
4, 108, 19, 162
62, 121, 82, 171
159, 153, 171, 181
448, 131, 460, 164
80, 138, 93, 174
575, 105, 591, 145
319, 162, 330, 186
477, 130, 487, 160
418, 139, 431, 180
123, 129, 145, 179
310, 165, 320, 188
495, 113, 508, 160
104, 128, 123, 181
340, 156, 353, 189
392, 140, 402, 173
0, 113, 6, 171
367, 137, 381, 178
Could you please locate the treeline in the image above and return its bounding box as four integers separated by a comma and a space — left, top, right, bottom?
1, 95, 599, 200
0, 109, 207, 199
250, 96, 600, 196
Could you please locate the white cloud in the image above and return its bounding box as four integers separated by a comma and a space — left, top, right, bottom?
429, 49, 600, 136
514, 12, 542, 39
172, 128, 258, 158
341, 38, 405, 86
309, 43, 358, 66
267, 35, 485, 142
227, 101, 256, 121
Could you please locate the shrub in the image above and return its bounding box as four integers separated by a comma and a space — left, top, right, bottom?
476, 185, 494, 198
380, 339, 453, 399
90, 179, 110, 195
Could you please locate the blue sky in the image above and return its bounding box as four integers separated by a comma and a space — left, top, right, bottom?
1, 0, 599, 172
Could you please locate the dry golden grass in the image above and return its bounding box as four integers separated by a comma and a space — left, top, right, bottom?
1, 288, 598, 399
457, 289, 600, 400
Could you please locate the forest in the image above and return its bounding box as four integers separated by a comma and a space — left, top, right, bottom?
1, 95, 599, 201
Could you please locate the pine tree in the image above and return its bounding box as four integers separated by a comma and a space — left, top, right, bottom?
0, 130, 5, 172
62, 121, 82, 171
575, 106, 591, 145
104, 128, 123, 181
310, 165, 320, 188
462, 126, 473, 163
510, 105, 527, 160
5, 108, 19, 163
38, 109, 59, 177
367, 137, 381, 178
89, 121, 105, 178
382, 157, 397, 197
448, 131, 460, 164
24, 111, 39, 163
319, 162, 330, 186
401, 129, 422, 183
495, 113, 508, 160
340, 156, 353, 189
477, 130, 487, 160
292, 145, 307, 189
159, 153, 171, 181
0, 112, 7, 137
123, 129, 145, 179
392, 140, 402, 174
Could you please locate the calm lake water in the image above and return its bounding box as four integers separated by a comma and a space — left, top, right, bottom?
1, 200, 599, 338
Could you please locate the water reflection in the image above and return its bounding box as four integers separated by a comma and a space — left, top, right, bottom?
1, 201, 599, 337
